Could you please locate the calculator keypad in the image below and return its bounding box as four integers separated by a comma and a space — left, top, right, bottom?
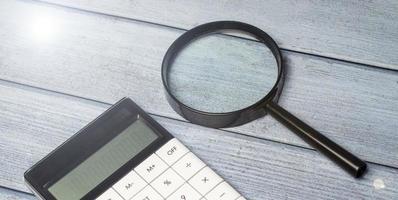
96, 138, 244, 200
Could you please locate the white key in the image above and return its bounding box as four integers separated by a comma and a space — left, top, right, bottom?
135, 153, 169, 182
95, 188, 123, 200
172, 152, 206, 180
156, 138, 189, 165
188, 167, 223, 195
131, 185, 163, 200
205, 181, 240, 200
150, 168, 185, 198
167, 183, 201, 200
236, 196, 247, 200
112, 170, 147, 199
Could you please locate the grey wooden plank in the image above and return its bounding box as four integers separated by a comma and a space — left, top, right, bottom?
0, 80, 398, 200
0, 0, 397, 169
38, 0, 398, 70
0, 187, 35, 200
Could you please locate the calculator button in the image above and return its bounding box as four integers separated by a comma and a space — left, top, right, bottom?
172, 152, 206, 180
112, 170, 147, 199
188, 167, 223, 195
205, 181, 240, 200
150, 168, 185, 198
156, 138, 189, 165
95, 188, 123, 200
135, 153, 169, 182
132, 185, 163, 200
167, 183, 201, 200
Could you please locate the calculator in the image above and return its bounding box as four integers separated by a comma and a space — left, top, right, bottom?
24, 97, 246, 200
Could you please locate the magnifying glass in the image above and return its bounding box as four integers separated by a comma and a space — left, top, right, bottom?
161, 21, 367, 178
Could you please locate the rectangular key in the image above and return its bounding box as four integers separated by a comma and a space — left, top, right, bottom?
167, 183, 202, 200
112, 170, 147, 199
156, 138, 189, 165
150, 168, 184, 198
135, 153, 169, 182
172, 152, 206, 180
132, 185, 163, 200
188, 167, 223, 195
205, 181, 240, 200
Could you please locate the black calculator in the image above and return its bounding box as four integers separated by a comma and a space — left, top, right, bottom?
24, 97, 245, 200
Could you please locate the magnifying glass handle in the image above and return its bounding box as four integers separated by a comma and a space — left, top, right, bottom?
266, 101, 367, 178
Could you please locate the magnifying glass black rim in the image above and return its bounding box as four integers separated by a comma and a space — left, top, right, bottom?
161, 21, 285, 128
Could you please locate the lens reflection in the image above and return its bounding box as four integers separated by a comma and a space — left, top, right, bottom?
168, 33, 278, 113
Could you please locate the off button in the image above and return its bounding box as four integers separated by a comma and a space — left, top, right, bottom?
156, 138, 189, 165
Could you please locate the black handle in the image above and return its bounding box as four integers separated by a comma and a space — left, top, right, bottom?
266, 101, 367, 178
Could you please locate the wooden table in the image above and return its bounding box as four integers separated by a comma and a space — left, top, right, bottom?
1, 0, 397, 199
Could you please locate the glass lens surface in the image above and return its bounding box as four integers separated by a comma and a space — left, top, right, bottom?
167, 32, 278, 113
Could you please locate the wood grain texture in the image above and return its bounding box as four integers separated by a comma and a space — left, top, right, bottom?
0, 0, 397, 168
0, 80, 398, 199
39, 0, 398, 70
0, 187, 35, 200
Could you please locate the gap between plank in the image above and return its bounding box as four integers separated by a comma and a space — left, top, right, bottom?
1, 77, 398, 172
22, 0, 398, 72
0, 185, 35, 197
0, 78, 312, 152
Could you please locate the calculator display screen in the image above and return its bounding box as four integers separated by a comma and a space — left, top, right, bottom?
48, 118, 158, 200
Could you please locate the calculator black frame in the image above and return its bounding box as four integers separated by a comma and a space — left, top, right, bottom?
24, 97, 174, 200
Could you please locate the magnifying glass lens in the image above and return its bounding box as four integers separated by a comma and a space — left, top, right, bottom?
167, 33, 278, 113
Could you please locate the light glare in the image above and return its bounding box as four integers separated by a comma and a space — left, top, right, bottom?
29, 12, 60, 42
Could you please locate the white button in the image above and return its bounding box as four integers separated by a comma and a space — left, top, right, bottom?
167, 183, 202, 200
95, 188, 123, 200
188, 167, 223, 195
150, 168, 184, 198
156, 138, 189, 165
131, 185, 163, 200
135, 153, 169, 182
236, 196, 247, 200
205, 181, 240, 200
112, 170, 147, 199
172, 152, 206, 180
